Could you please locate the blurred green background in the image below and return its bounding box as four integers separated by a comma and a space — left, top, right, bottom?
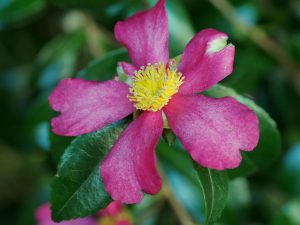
1, 0, 300, 224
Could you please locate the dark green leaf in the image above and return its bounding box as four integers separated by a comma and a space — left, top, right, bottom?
194, 164, 228, 225
51, 119, 130, 222
204, 84, 281, 178
162, 129, 176, 146
77, 48, 128, 81
0, 0, 45, 26
157, 140, 198, 183
223, 47, 272, 93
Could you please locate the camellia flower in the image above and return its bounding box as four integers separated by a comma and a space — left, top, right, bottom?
35, 202, 131, 225
35, 203, 96, 225
49, 0, 259, 204
98, 201, 132, 225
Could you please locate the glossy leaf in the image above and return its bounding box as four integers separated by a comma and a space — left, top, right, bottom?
51, 119, 129, 222
194, 164, 228, 225
204, 84, 281, 178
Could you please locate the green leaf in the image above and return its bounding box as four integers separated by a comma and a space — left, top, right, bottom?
158, 140, 229, 225
194, 164, 228, 225
204, 84, 281, 178
162, 129, 176, 146
158, 140, 205, 223
223, 46, 272, 93
77, 48, 129, 81
0, 0, 45, 26
51, 119, 130, 222
157, 140, 198, 184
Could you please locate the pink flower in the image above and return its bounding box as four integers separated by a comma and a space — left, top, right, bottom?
35, 203, 96, 225
98, 201, 123, 217
98, 202, 132, 225
35, 202, 131, 225
49, 0, 259, 204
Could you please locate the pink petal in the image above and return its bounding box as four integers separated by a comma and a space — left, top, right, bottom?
178, 29, 235, 94
98, 201, 123, 217
35, 203, 52, 223
100, 111, 163, 204
119, 62, 137, 76
114, 0, 168, 68
35, 203, 96, 225
164, 94, 259, 170
49, 78, 134, 136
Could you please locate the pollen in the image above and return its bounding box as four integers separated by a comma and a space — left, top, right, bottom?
128, 63, 184, 112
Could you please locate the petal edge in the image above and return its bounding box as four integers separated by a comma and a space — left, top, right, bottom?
178, 29, 235, 94
114, 0, 168, 68
100, 111, 163, 203
164, 94, 259, 170
49, 78, 134, 136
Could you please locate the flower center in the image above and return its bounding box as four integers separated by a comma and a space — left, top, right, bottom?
128, 63, 184, 112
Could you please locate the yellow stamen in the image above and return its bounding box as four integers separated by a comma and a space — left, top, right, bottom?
128, 63, 184, 112
98, 211, 132, 225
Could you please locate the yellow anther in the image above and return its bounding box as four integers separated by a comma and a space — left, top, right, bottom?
128, 63, 184, 112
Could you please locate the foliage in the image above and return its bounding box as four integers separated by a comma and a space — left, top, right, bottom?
1, 0, 300, 225
51, 120, 129, 221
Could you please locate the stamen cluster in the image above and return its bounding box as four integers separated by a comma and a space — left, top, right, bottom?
128, 63, 184, 111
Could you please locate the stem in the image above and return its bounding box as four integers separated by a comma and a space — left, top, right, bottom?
209, 0, 300, 94
160, 168, 199, 225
